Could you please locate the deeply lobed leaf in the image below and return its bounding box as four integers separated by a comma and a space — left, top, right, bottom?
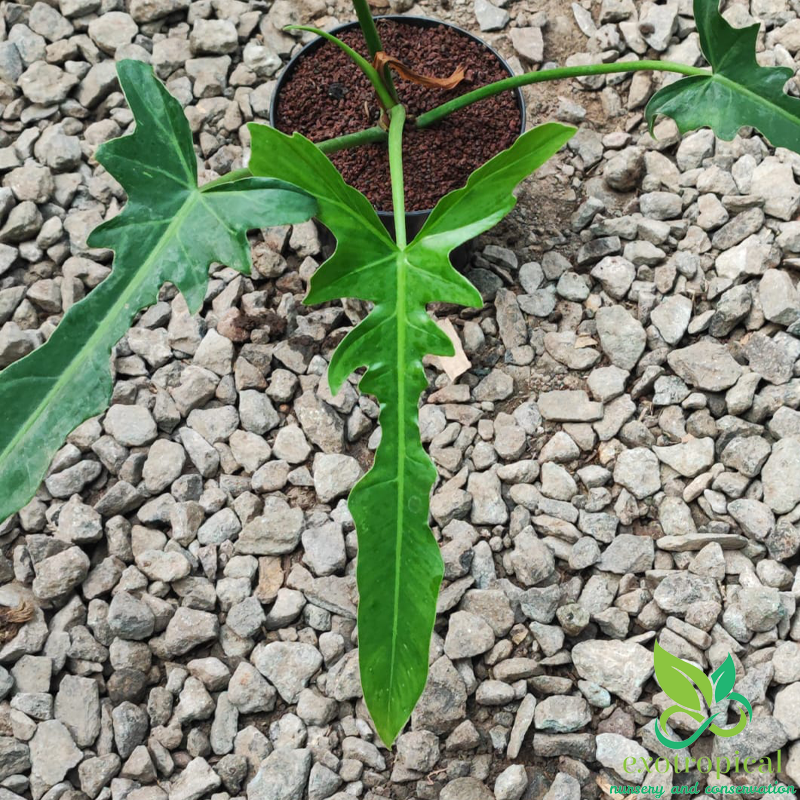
646, 0, 800, 148
248, 120, 574, 744
0, 60, 315, 524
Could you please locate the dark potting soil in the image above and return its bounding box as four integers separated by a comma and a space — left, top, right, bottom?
274, 20, 522, 212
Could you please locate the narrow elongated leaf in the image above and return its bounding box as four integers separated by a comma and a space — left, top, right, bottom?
248, 121, 575, 745
0, 60, 315, 524
646, 0, 800, 149
654, 640, 713, 712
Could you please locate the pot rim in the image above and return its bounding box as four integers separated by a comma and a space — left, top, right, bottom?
268, 14, 527, 219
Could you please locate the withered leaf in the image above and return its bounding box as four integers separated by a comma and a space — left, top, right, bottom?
373, 51, 466, 90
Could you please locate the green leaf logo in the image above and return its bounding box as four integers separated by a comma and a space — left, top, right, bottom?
654, 641, 752, 749
711, 654, 737, 703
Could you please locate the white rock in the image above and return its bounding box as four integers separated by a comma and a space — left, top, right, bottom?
595, 305, 646, 370
312, 453, 363, 503
596, 732, 649, 785
252, 642, 322, 704
750, 157, 800, 220
170, 757, 221, 800
474, 0, 509, 31
652, 437, 715, 478
142, 438, 186, 493
762, 438, 800, 514
29, 719, 82, 786
572, 640, 653, 703
510, 27, 543, 62
247, 749, 312, 800
104, 404, 157, 446
760, 270, 800, 326
650, 295, 692, 345
614, 447, 661, 498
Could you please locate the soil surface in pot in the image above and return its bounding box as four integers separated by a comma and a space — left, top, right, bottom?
274, 19, 521, 212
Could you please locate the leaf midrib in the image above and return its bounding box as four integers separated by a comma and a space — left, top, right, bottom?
387, 249, 408, 717
0, 187, 201, 470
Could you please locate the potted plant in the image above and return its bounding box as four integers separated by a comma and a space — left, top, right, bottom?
268, 12, 526, 251
1, 0, 799, 747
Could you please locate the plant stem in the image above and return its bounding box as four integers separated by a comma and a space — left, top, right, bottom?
287, 25, 396, 110
351, 0, 384, 58
317, 126, 387, 154
387, 105, 407, 248
350, 0, 399, 103
215, 60, 711, 162
202, 125, 387, 185
416, 60, 710, 128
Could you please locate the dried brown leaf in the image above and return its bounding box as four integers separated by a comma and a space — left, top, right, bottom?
373, 51, 466, 90
0, 600, 35, 643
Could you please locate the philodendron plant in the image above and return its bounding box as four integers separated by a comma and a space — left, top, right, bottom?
2, 0, 800, 746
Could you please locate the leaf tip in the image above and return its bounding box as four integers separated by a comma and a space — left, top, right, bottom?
643, 100, 659, 137
548, 121, 578, 143
367, 704, 406, 749
115, 57, 153, 92
374, 727, 399, 749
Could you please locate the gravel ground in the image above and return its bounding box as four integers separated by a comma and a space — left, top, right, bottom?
2, 0, 800, 799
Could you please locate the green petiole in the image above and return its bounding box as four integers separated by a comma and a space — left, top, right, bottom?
349, 0, 399, 102
313, 59, 711, 152
317, 125, 388, 154
350, 0, 384, 59
387, 105, 407, 247
286, 25, 397, 110
415, 60, 710, 128
204, 59, 712, 184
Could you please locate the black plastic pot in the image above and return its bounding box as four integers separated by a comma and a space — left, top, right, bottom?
269, 15, 527, 263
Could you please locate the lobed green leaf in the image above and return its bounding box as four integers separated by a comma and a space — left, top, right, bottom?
248, 120, 574, 745
0, 60, 315, 524
646, 0, 800, 149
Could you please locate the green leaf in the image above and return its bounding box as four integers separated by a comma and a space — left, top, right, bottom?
248, 120, 575, 745
654, 640, 713, 712
0, 60, 315, 524
710, 653, 737, 703
645, 0, 800, 149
